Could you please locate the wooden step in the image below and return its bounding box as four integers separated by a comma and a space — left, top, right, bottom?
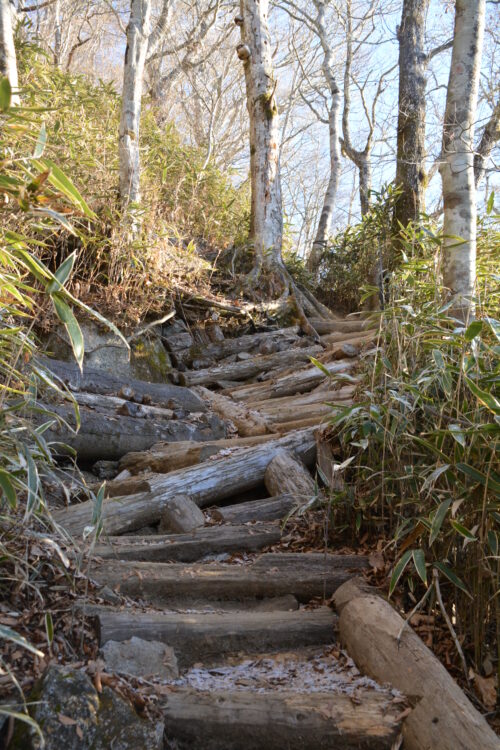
54, 428, 316, 536
163, 687, 402, 749
91, 553, 368, 605
209, 493, 297, 524
95, 522, 281, 563
97, 607, 336, 667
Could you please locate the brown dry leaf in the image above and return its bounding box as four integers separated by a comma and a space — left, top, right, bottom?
58, 713, 78, 726
368, 551, 384, 571
76, 725, 84, 739
473, 673, 497, 709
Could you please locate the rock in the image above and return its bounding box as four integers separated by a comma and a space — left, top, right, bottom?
158, 494, 205, 534
44, 322, 172, 384
13, 665, 163, 750
98, 585, 122, 605
162, 320, 193, 352
92, 460, 119, 480
101, 637, 179, 679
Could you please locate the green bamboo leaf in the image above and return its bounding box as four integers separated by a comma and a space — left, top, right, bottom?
0, 709, 44, 744
484, 317, 500, 342
0, 625, 44, 657
450, 520, 477, 540
448, 424, 466, 448
464, 320, 482, 341
45, 612, 54, 645
432, 349, 445, 370
429, 499, 452, 546
309, 356, 334, 377
412, 549, 427, 585
486, 191, 495, 215
51, 295, 84, 369
456, 462, 500, 496
389, 549, 413, 596
33, 122, 47, 158
421, 464, 450, 492
463, 375, 500, 415
487, 530, 498, 556
0, 471, 17, 509
33, 158, 95, 217
0, 77, 11, 111
433, 562, 472, 599
46, 251, 76, 293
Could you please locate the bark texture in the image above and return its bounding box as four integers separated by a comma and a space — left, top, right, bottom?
0, 0, 19, 104
393, 0, 429, 230
439, 0, 485, 317
264, 450, 316, 498
119, 0, 151, 205
474, 97, 500, 187
307, 0, 342, 274
238, 0, 283, 273
334, 579, 500, 750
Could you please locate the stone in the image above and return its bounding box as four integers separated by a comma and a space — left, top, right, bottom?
92, 460, 118, 480
44, 322, 172, 384
12, 665, 163, 750
101, 637, 179, 679
158, 494, 205, 534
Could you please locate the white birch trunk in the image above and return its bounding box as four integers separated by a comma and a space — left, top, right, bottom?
119, 0, 152, 206
54, 0, 62, 67
439, 0, 485, 317
393, 0, 429, 230
237, 0, 283, 274
307, 0, 341, 274
0, 0, 19, 105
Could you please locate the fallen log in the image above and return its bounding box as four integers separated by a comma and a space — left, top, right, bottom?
97, 608, 335, 667
334, 579, 499, 750
309, 317, 368, 335
90, 552, 368, 604
36, 357, 206, 412
95, 523, 281, 562
204, 326, 301, 360
259, 401, 350, 426
163, 687, 402, 750
274, 416, 327, 433
158, 494, 205, 533
54, 429, 317, 536
320, 329, 377, 348
194, 386, 274, 437
179, 345, 323, 387
210, 494, 298, 524
264, 450, 316, 499
249, 386, 355, 413
41, 403, 227, 462
71, 392, 175, 421
118, 434, 279, 475
228, 360, 356, 402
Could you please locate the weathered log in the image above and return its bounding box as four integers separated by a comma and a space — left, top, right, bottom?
40, 402, 227, 462
316, 432, 344, 490
320, 329, 377, 348
264, 450, 316, 499
204, 326, 301, 360
274, 416, 327, 433
36, 357, 206, 411
309, 317, 369, 335
194, 386, 274, 437
53, 429, 317, 536
259, 401, 350, 426
334, 579, 500, 750
119, 434, 279, 475
163, 687, 403, 750
228, 360, 356, 402
210, 494, 298, 524
71, 391, 175, 421
90, 553, 368, 604
249, 386, 355, 413
97, 608, 336, 667
179, 346, 323, 387
95, 523, 281, 562
158, 494, 205, 533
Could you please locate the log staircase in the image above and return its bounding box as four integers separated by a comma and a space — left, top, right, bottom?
46, 313, 410, 748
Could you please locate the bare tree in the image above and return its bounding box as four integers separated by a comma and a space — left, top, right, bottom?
0, 0, 19, 103
474, 97, 500, 186
440, 0, 485, 318
119, 0, 152, 207
237, 0, 284, 279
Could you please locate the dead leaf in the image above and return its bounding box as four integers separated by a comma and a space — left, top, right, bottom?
58, 713, 78, 726
368, 551, 384, 571
473, 673, 497, 709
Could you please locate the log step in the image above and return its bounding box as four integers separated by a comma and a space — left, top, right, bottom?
91, 552, 368, 606
95, 522, 281, 563
97, 607, 336, 667
163, 687, 403, 749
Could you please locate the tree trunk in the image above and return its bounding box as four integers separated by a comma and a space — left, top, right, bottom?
0, 0, 19, 104
91, 552, 367, 605
53, 428, 317, 535
95, 523, 282, 563
119, 0, 151, 206
307, 0, 342, 274
97, 607, 336, 667
439, 0, 485, 318
334, 579, 500, 750
237, 0, 283, 276
163, 688, 402, 750
357, 154, 372, 217
53, 0, 62, 66
474, 97, 500, 187
264, 450, 316, 499
393, 0, 429, 231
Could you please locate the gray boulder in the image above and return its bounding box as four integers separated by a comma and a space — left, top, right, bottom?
101, 637, 179, 679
